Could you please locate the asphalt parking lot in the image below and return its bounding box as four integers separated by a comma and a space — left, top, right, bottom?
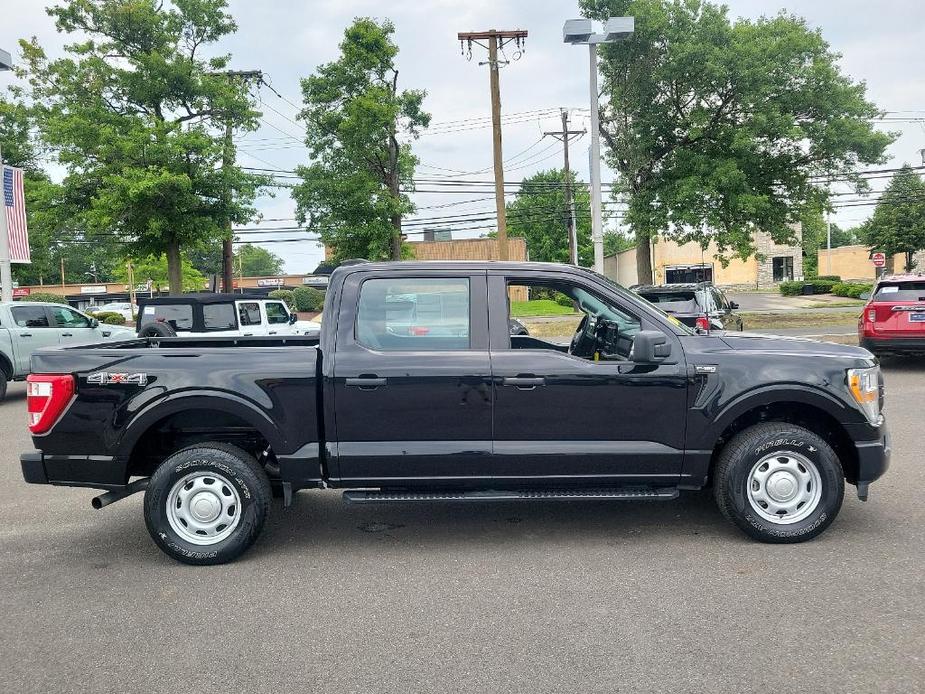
1, 361, 923, 694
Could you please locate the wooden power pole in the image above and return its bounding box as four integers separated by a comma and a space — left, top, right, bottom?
543, 109, 585, 265
458, 30, 528, 261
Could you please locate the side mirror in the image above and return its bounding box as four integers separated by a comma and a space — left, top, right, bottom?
631, 330, 672, 363
728, 301, 739, 310
859, 292, 871, 301
90, 318, 99, 328
289, 313, 298, 324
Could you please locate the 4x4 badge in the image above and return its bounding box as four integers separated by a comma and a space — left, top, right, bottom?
87, 372, 148, 386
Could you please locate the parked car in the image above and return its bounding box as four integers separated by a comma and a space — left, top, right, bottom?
632, 282, 744, 331
90, 302, 138, 322
135, 294, 320, 338
21, 261, 888, 564
859, 274, 925, 356
0, 301, 134, 400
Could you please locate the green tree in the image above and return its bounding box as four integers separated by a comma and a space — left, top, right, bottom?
582, 0, 894, 284
506, 169, 593, 265
116, 254, 206, 294
234, 242, 283, 276
18, 0, 266, 294
860, 166, 925, 272
292, 18, 430, 262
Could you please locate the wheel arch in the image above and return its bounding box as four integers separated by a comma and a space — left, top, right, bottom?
0, 352, 12, 380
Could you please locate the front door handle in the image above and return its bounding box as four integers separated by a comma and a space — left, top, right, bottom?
346, 376, 387, 390
19, 333, 32, 338
502, 376, 546, 390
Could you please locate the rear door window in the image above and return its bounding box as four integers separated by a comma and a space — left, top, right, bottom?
875, 282, 925, 302
238, 302, 262, 326
203, 304, 237, 331
11, 306, 50, 328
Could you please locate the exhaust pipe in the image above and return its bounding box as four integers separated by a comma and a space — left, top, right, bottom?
91, 478, 149, 510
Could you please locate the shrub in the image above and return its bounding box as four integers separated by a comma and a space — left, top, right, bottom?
833, 282, 872, 299
268, 289, 295, 311
18, 292, 65, 303
779, 279, 838, 296
779, 281, 803, 296
100, 313, 128, 325
555, 294, 574, 307
292, 286, 324, 312
815, 275, 841, 282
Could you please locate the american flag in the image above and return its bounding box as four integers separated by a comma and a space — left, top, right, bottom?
3, 165, 31, 264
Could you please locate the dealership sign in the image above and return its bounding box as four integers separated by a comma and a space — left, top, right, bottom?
80, 285, 108, 295
12, 287, 30, 297
257, 278, 284, 287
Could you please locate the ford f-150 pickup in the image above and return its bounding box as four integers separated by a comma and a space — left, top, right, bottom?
20, 261, 890, 564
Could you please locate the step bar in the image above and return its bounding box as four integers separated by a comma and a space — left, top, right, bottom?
343, 487, 679, 504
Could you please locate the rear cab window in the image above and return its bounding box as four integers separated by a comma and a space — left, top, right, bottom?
356, 277, 470, 351
141, 304, 194, 332
638, 290, 700, 315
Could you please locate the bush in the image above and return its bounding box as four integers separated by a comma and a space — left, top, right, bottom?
268, 289, 295, 311
833, 282, 872, 299
778, 278, 838, 296
292, 286, 324, 312
555, 294, 574, 307
100, 313, 128, 325
778, 281, 803, 296
18, 292, 65, 304
815, 275, 841, 282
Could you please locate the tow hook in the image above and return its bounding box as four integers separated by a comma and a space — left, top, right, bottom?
91, 478, 150, 510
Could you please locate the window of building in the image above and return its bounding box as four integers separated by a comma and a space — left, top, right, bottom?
238, 302, 262, 326
203, 304, 237, 331
356, 277, 470, 351
772, 256, 794, 282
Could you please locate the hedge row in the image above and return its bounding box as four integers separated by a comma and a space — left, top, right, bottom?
779, 278, 840, 296
95, 311, 129, 325
833, 282, 873, 299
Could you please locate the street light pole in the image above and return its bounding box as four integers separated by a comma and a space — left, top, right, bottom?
563, 18, 634, 277
587, 43, 605, 274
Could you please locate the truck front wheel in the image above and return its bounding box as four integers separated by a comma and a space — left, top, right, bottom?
713, 422, 844, 543
143, 442, 272, 565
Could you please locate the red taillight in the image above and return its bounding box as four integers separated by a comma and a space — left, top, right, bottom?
867, 309, 876, 322
27, 374, 75, 434
695, 315, 711, 331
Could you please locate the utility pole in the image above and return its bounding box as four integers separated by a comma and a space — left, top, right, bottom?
458, 30, 528, 261
208, 69, 262, 292
543, 109, 585, 265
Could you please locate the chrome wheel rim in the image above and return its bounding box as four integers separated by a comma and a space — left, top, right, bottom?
166, 472, 241, 545
747, 451, 822, 525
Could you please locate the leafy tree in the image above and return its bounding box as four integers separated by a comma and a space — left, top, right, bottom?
860, 166, 925, 272
234, 243, 283, 276
18, 0, 266, 294
292, 18, 430, 262
582, 0, 894, 284
115, 254, 206, 294
506, 169, 593, 265
604, 230, 635, 257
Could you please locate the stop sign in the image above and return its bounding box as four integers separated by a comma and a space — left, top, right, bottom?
872, 252, 886, 268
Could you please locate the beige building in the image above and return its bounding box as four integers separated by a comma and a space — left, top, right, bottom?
816, 245, 925, 281
604, 229, 803, 288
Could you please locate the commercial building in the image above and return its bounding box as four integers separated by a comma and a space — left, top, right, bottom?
604, 228, 803, 288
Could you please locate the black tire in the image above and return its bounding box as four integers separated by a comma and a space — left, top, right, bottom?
0, 370, 7, 402
143, 442, 272, 565
139, 321, 177, 338
713, 422, 844, 543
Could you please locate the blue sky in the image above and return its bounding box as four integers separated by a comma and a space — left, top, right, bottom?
3, 0, 924, 273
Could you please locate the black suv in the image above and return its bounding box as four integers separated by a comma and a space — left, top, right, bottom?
633, 282, 744, 331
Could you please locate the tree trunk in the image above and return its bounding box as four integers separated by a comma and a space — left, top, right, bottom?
906, 251, 915, 272
166, 239, 183, 295
635, 227, 653, 285
387, 134, 402, 261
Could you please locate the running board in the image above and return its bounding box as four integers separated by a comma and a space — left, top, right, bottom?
343, 487, 679, 504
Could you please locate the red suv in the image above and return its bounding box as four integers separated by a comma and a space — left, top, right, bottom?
859, 274, 925, 356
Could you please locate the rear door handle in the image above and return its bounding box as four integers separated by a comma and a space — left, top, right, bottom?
61, 333, 73, 337
346, 376, 387, 390
19, 333, 32, 338
502, 376, 546, 390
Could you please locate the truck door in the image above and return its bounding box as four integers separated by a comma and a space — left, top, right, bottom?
235, 301, 266, 336
47, 305, 98, 344
487, 271, 688, 486
330, 270, 492, 486
9, 305, 59, 373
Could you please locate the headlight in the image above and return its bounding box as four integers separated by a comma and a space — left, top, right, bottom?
847, 366, 881, 424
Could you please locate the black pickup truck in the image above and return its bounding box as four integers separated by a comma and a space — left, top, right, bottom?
20, 261, 890, 564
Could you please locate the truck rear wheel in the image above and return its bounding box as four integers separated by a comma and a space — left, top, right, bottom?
143, 442, 272, 565
0, 370, 7, 402
713, 422, 844, 543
